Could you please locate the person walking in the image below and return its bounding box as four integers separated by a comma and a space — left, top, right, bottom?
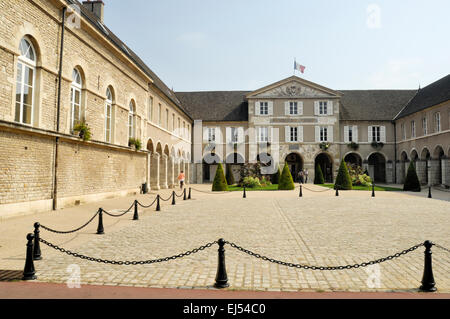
304, 169, 309, 184
177, 170, 185, 189
298, 170, 305, 184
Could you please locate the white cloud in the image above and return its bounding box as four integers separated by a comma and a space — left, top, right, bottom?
176, 32, 208, 49
368, 58, 423, 89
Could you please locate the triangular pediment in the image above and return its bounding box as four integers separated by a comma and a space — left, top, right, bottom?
246, 76, 341, 99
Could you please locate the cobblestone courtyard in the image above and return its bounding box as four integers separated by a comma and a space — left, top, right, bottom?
1, 185, 449, 293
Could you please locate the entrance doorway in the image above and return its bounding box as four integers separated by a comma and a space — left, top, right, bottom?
285, 153, 303, 182
368, 152, 386, 183
315, 153, 333, 183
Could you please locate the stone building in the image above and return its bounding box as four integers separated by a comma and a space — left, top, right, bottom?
0, 0, 449, 218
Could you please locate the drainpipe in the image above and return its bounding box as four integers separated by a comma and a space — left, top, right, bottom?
52, 6, 66, 211
392, 120, 397, 183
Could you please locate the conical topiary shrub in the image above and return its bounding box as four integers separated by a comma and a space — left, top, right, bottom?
278, 163, 295, 190
272, 164, 282, 184
314, 164, 325, 184
403, 161, 421, 192
334, 159, 352, 190
212, 163, 228, 191
225, 164, 235, 185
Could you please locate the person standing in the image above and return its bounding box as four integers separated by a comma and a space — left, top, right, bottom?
177, 170, 185, 189
304, 169, 309, 184
298, 170, 305, 184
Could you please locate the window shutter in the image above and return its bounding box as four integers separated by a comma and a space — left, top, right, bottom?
285, 126, 290, 142
203, 128, 209, 142
328, 125, 333, 142
315, 126, 320, 142
268, 102, 273, 115
344, 126, 349, 143
327, 101, 333, 115
255, 102, 260, 115
298, 126, 303, 142
314, 101, 319, 115
381, 126, 386, 143
368, 126, 373, 142
226, 127, 231, 143
353, 125, 358, 143
285, 102, 289, 115
298, 102, 303, 115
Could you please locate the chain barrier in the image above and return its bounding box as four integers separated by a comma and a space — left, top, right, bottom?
190, 187, 233, 195
40, 210, 100, 234
434, 243, 450, 253
137, 197, 158, 208
38, 237, 217, 265
101, 201, 135, 217
159, 193, 174, 202
175, 190, 185, 198
301, 185, 336, 193
225, 241, 424, 270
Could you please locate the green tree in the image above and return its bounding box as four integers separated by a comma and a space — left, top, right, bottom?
334, 159, 353, 190
403, 161, 421, 192
314, 164, 325, 184
212, 163, 228, 191
278, 163, 295, 190
225, 164, 235, 185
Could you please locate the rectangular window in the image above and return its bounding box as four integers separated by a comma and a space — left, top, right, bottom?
348, 126, 353, 142
148, 96, 153, 122
290, 126, 298, 142
158, 103, 162, 126
320, 127, 328, 142
258, 127, 268, 142
165, 109, 169, 129
422, 117, 427, 135
208, 128, 216, 142
187, 125, 190, 141
319, 101, 328, 115
172, 114, 175, 132
372, 126, 381, 142
70, 87, 81, 131
289, 102, 298, 115
401, 123, 405, 140
183, 121, 186, 138
411, 121, 416, 138
231, 127, 239, 143
260, 102, 268, 115
435, 112, 441, 132
105, 103, 112, 143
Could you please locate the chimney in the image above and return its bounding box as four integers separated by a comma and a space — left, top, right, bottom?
82, 0, 105, 23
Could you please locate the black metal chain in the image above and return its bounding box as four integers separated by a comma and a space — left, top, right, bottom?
40, 210, 100, 234
38, 237, 218, 265
175, 191, 184, 198
190, 187, 233, 194
302, 185, 335, 193
225, 241, 424, 270
434, 243, 450, 253
101, 201, 135, 217
159, 193, 173, 202
137, 197, 158, 208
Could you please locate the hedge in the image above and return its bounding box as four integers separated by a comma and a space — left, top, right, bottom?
278, 163, 295, 190
314, 164, 325, 184
403, 161, 421, 192
212, 163, 228, 191
334, 159, 353, 190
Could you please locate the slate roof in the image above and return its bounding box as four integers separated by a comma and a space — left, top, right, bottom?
339, 90, 417, 121
175, 91, 250, 121
394, 74, 450, 119
66, 0, 192, 119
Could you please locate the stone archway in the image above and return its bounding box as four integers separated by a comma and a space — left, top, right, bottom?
368, 152, 386, 183
315, 153, 333, 183
203, 153, 221, 182
285, 153, 304, 182
344, 152, 362, 167
433, 145, 445, 185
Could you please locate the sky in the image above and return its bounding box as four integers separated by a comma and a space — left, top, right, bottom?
103, 0, 450, 92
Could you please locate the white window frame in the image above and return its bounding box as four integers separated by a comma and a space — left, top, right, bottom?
70, 69, 82, 131
15, 37, 36, 126
422, 117, 427, 136
208, 127, 216, 143
148, 96, 153, 122
258, 127, 269, 142
260, 102, 269, 115
231, 127, 239, 143
105, 88, 113, 143
435, 112, 441, 132
411, 121, 416, 138
319, 101, 328, 115
128, 101, 135, 139
348, 126, 353, 142
289, 102, 298, 115
158, 103, 162, 126
290, 126, 298, 142
401, 123, 406, 140
319, 126, 328, 142
372, 126, 381, 142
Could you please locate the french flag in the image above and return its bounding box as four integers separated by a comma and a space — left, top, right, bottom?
294, 61, 306, 74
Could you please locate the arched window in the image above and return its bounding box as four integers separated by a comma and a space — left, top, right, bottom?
15, 37, 36, 125
128, 100, 136, 139
70, 68, 82, 131
105, 87, 113, 143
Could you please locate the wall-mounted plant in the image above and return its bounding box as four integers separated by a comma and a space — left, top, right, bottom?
348, 142, 359, 150
128, 138, 142, 151
319, 142, 330, 151
371, 141, 384, 149
73, 121, 91, 141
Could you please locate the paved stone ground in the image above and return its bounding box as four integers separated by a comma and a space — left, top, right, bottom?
1, 184, 449, 293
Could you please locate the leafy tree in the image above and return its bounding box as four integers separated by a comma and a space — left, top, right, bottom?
212, 163, 228, 191
334, 159, 353, 190
403, 161, 421, 192
314, 164, 325, 184
278, 163, 295, 190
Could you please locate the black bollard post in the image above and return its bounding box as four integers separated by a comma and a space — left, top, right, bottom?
299, 185, 303, 197
156, 195, 161, 211
172, 191, 176, 205
372, 183, 375, 198
243, 187, 246, 198
428, 187, 432, 199
96, 209, 104, 234
419, 240, 437, 292
183, 188, 187, 200
188, 187, 192, 200
214, 238, 229, 289
335, 186, 339, 197
33, 222, 42, 260
133, 200, 139, 220
23, 233, 36, 280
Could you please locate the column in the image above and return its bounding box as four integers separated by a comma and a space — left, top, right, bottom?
396, 161, 404, 184
443, 158, 450, 187
150, 153, 160, 190
386, 161, 394, 184
429, 159, 440, 186
146, 152, 151, 191
186, 162, 191, 185
159, 154, 168, 189
196, 163, 203, 184
415, 160, 427, 185
168, 156, 175, 188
